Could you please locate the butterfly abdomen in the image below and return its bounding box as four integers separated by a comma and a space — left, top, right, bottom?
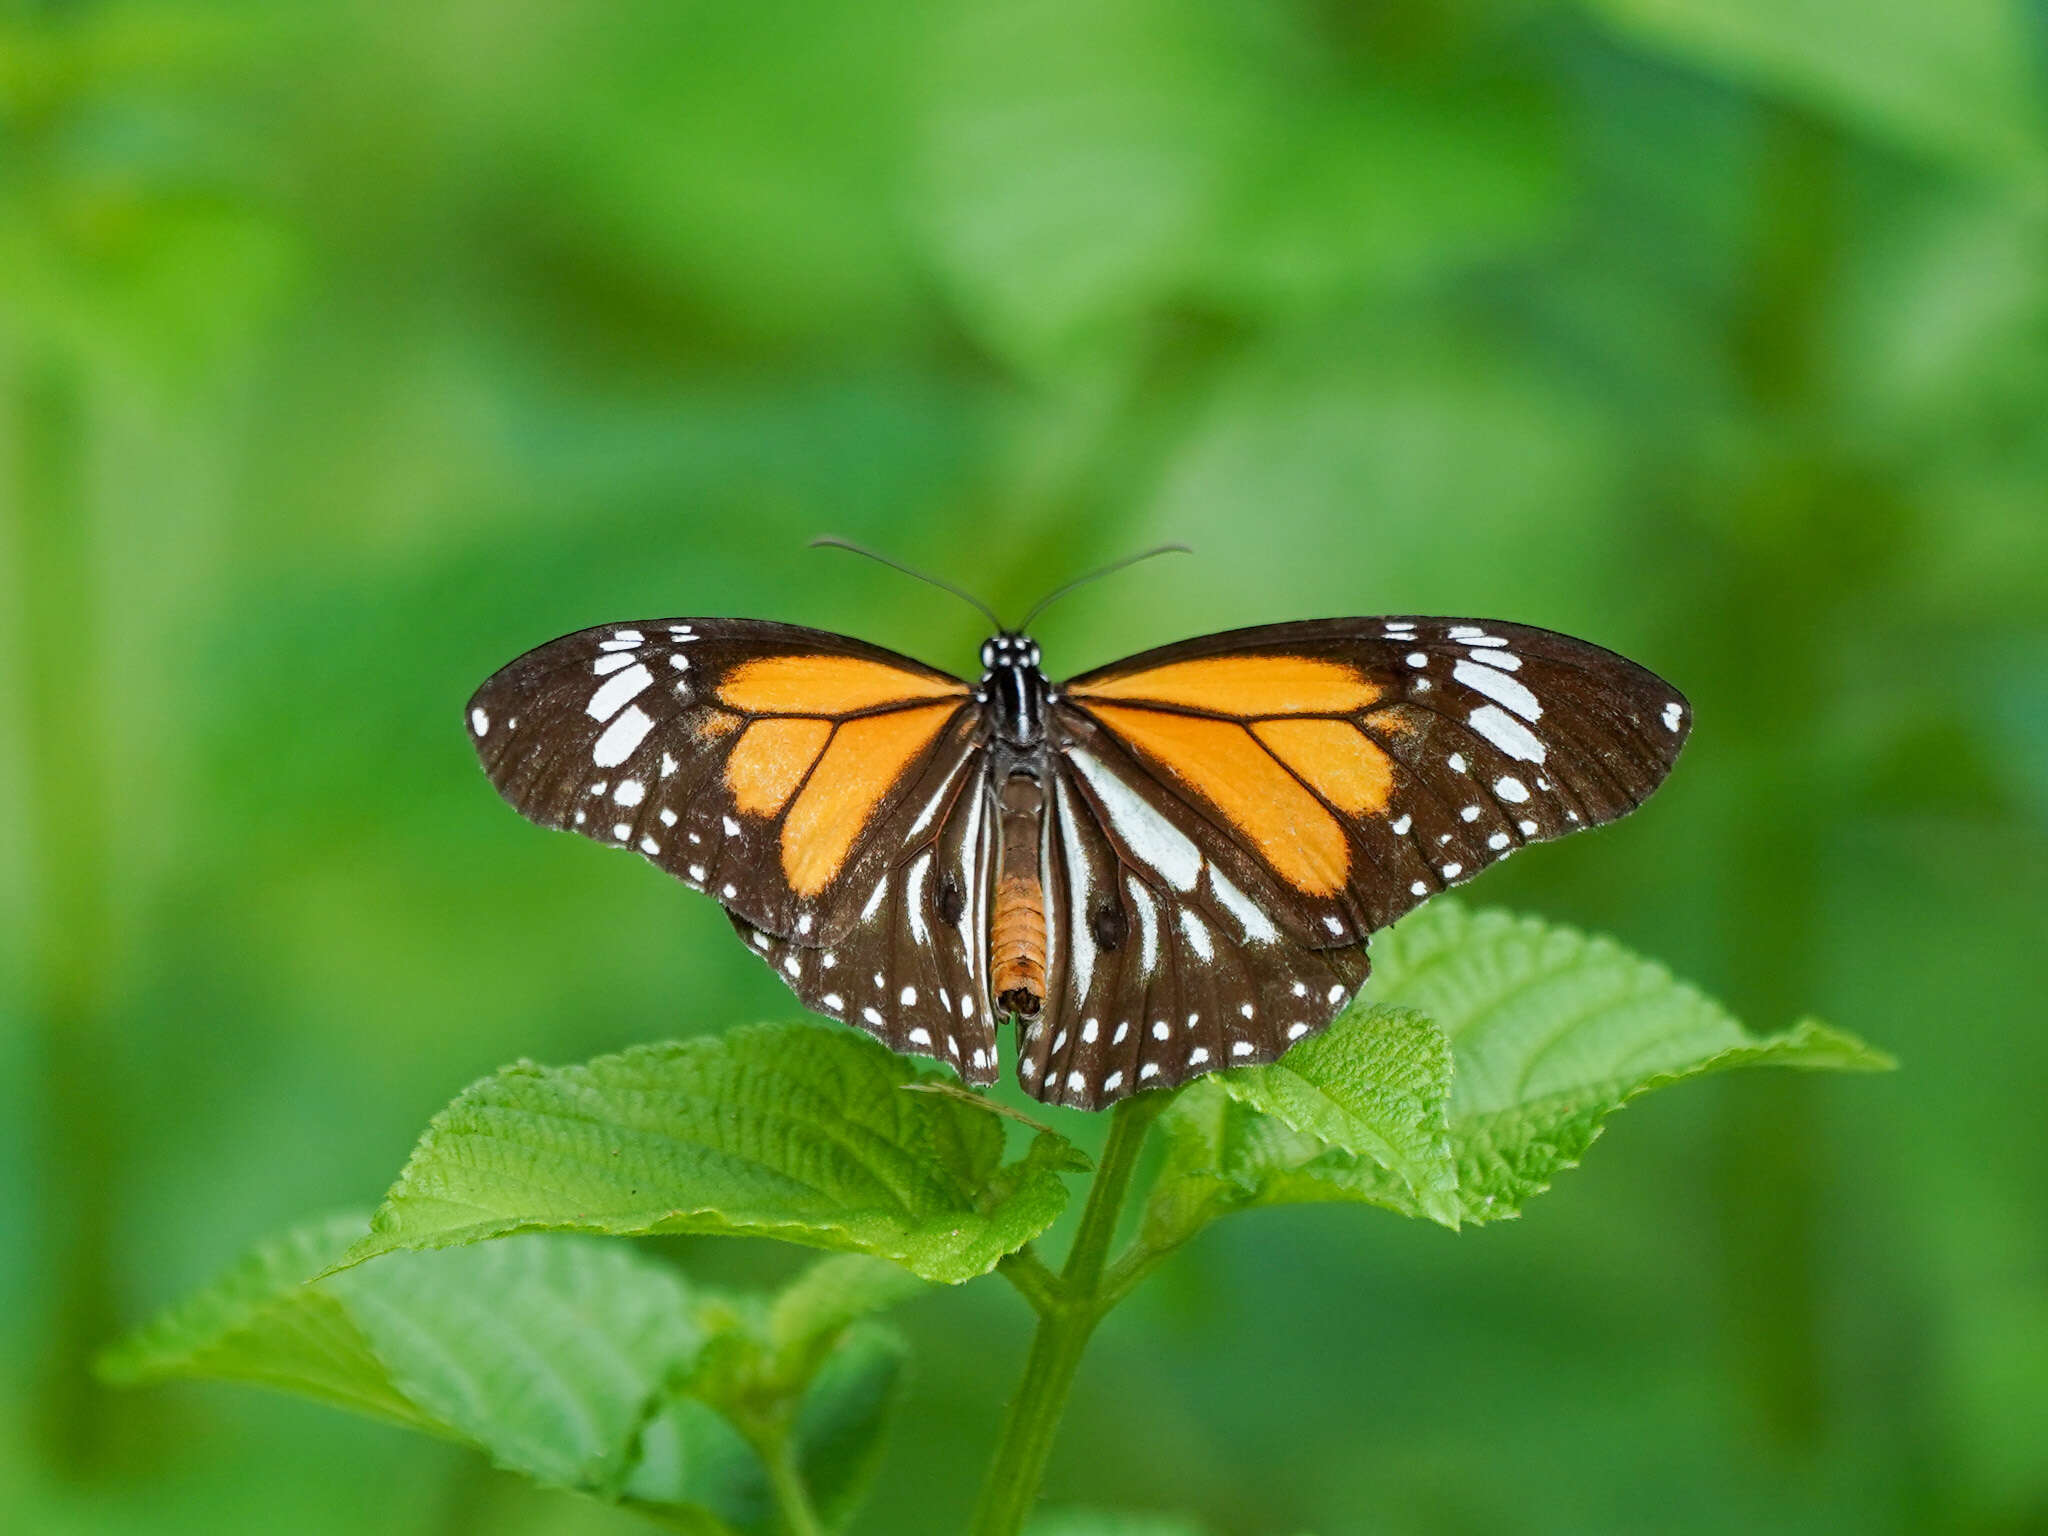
992, 773, 1047, 1017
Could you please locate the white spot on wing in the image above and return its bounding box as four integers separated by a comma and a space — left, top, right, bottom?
1103, 1070, 1123, 1092
1178, 909, 1214, 961
1664, 700, 1685, 731
639, 836, 660, 855
861, 875, 890, 923
1128, 876, 1160, 972
906, 852, 932, 945
1470, 649, 1521, 671
1448, 753, 1468, 774
1391, 814, 1411, 835
909, 1027, 931, 1046
1207, 867, 1279, 944
1071, 751, 1202, 890
1455, 659, 1542, 721
592, 651, 638, 676
1054, 776, 1098, 1000
592, 704, 654, 766
1469, 704, 1548, 763
614, 778, 645, 806
587, 664, 652, 722
1494, 775, 1530, 802
470, 707, 490, 736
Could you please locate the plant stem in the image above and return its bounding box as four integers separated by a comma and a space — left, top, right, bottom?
970, 1092, 1166, 1536
758, 1430, 826, 1536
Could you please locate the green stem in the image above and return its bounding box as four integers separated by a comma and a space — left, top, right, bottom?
758, 1430, 826, 1536
970, 1092, 1166, 1536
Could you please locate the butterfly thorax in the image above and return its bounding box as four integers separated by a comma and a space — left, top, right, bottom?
979, 633, 1048, 750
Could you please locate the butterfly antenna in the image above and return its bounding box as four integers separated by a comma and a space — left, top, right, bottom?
1014, 542, 1193, 632
810, 537, 1006, 631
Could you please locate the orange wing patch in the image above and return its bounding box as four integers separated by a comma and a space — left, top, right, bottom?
1071, 654, 1379, 716
1252, 718, 1394, 816
780, 704, 958, 895
719, 654, 965, 715
726, 717, 832, 817
1087, 704, 1350, 896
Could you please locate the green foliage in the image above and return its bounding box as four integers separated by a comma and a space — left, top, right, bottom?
106, 905, 1887, 1534
338, 1023, 1084, 1285
101, 1216, 916, 1534
1025, 1514, 1227, 1536
1205, 1006, 1458, 1226
1579, 0, 2048, 184
1140, 904, 1889, 1253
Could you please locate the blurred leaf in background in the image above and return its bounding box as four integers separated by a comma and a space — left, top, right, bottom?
3, 0, 2044, 1533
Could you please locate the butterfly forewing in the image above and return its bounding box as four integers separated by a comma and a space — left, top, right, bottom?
466, 618, 991, 1073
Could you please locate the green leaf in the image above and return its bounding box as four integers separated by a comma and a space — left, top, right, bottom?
105, 1217, 911, 1534
1580, 0, 2048, 189
326, 1237, 701, 1495
96, 1212, 430, 1432
1149, 904, 1889, 1238
1209, 1006, 1456, 1226
337, 1023, 1080, 1284
768, 1255, 929, 1378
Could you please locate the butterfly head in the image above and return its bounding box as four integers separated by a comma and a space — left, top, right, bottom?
979, 633, 1041, 672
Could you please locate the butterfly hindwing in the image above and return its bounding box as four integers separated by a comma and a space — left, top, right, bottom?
1022, 732, 1371, 1108
729, 750, 1001, 1084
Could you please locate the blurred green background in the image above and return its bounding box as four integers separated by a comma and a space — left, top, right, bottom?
5, 0, 2046, 1532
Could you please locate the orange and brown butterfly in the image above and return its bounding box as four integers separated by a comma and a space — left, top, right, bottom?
465, 543, 1690, 1109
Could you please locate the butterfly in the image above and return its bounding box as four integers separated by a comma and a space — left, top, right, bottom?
466, 544, 1689, 1109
